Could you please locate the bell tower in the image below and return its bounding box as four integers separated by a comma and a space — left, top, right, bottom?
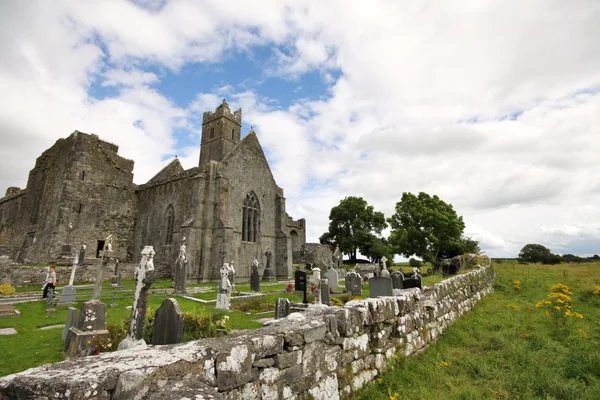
199, 99, 242, 166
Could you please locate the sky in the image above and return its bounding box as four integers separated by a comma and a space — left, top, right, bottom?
0, 0, 599, 259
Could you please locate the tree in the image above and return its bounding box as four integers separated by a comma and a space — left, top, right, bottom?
388, 192, 466, 266
359, 234, 394, 263
319, 196, 387, 261
518, 244, 554, 263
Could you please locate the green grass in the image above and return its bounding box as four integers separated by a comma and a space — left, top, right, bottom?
355, 263, 600, 400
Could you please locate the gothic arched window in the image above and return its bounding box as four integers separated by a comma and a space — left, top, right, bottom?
166, 205, 175, 244
242, 193, 260, 242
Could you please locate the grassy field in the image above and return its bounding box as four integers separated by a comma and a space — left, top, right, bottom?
355, 262, 600, 400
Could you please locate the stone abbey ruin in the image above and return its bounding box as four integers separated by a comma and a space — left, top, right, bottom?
0, 99, 307, 281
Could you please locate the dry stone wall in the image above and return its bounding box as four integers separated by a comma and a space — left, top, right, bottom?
0, 266, 495, 400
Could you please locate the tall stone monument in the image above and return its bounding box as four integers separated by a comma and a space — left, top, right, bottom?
174, 236, 188, 294
216, 262, 234, 311
262, 250, 276, 281
64, 236, 113, 358
250, 260, 260, 292
59, 253, 78, 303
311, 267, 322, 305
118, 246, 156, 350
92, 234, 113, 300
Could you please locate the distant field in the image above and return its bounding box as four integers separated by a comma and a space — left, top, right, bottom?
356, 262, 600, 400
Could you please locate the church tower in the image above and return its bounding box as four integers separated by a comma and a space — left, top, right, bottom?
199, 99, 242, 166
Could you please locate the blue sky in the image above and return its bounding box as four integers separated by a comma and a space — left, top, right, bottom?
1, 0, 599, 258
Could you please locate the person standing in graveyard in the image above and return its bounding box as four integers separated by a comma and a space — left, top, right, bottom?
42, 266, 57, 298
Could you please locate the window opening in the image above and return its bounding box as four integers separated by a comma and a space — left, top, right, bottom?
242, 193, 260, 242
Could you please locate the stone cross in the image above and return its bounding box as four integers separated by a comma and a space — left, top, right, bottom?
311, 267, 322, 305
380, 257, 390, 278
174, 236, 188, 294
68, 254, 78, 286
216, 263, 234, 310
262, 250, 275, 281
92, 235, 112, 300
118, 246, 156, 350
333, 246, 342, 267
77, 244, 86, 266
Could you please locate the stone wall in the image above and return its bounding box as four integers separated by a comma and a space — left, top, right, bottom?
0, 266, 495, 399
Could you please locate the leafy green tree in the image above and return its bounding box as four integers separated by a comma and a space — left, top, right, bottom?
518, 244, 561, 264
408, 258, 423, 269
319, 196, 387, 261
388, 192, 466, 265
359, 234, 394, 263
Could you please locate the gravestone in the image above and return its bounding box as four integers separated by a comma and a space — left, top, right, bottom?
262, 250, 276, 281
118, 246, 156, 350
216, 263, 234, 311
92, 234, 113, 300
274, 298, 291, 319
348, 272, 363, 296
250, 260, 260, 292
111, 259, 122, 287
59, 254, 78, 303
326, 266, 339, 290
152, 298, 184, 345
332, 246, 342, 267
391, 271, 404, 289
403, 268, 423, 289
442, 256, 461, 275
174, 237, 188, 294
60, 244, 72, 258
77, 244, 86, 266
295, 269, 307, 303
64, 299, 109, 358
321, 280, 330, 306
344, 272, 352, 293
62, 307, 79, 341
369, 276, 393, 298
311, 268, 322, 305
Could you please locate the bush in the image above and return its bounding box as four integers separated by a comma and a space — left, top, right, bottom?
0, 283, 16, 296
408, 258, 423, 269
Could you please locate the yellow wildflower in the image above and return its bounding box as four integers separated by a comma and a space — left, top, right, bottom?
377, 378, 383, 384
576, 328, 588, 339
521, 333, 530, 339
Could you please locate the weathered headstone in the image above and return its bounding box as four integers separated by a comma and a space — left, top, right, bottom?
321, 280, 330, 306
216, 263, 234, 311
92, 234, 113, 300
174, 237, 188, 294
62, 307, 79, 341
77, 244, 86, 266
111, 259, 122, 287
311, 268, 321, 305
274, 298, 291, 319
59, 254, 78, 303
118, 246, 156, 350
295, 269, 307, 303
152, 298, 184, 345
391, 271, 404, 289
262, 250, 276, 281
250, 260, 260, 292
64, 299, 109, 358
60, 244, 72, 258
403, 268, 423, 289
326, 266, 339, 290
369, 276, 393, 298
346, 271, 363, 296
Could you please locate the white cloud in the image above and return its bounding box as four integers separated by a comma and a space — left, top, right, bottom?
1, 0, 599, 259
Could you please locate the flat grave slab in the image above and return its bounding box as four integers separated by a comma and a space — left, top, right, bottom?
0, 328, 17, 335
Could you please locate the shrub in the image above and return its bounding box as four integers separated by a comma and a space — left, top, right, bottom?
409, 258, 422, 269
0, 283, 16, 296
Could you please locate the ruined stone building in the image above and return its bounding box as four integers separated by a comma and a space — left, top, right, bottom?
0, 99, 306, 281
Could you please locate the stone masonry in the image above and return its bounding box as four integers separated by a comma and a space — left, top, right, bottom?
0, 100, 306, 282
0, 266, 496, 399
